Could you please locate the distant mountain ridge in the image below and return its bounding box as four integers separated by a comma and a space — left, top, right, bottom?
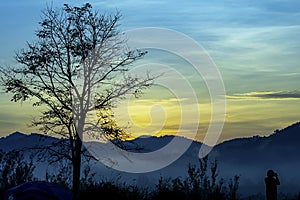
0, 131, 59, 152
211, 122, 300, 195
1, 122, 300, 197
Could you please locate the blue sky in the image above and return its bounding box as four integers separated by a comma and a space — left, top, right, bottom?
0, 0, 300, 142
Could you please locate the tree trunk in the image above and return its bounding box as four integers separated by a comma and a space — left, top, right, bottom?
72, 137, 82, 200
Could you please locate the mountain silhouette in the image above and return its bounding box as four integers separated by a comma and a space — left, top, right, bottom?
211, 122, 300, 196
0, 122, 299, 197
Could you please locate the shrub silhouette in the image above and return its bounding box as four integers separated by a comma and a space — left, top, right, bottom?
150, 155, 239, 200
0, 150, 35, 189
79, 181, 146, 200
0, 150, 36, 200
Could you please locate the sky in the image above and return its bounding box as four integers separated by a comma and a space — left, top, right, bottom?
0, 0, 300, 143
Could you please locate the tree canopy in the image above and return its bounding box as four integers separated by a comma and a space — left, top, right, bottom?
0, 3, 156, 199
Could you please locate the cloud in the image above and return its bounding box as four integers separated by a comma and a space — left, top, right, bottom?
92, 0, 167, 9
227, 90, 300, 100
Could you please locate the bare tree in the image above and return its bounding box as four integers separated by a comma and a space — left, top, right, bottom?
0, 3, 155, 199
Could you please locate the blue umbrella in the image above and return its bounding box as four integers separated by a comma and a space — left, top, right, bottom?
4, 181, 72, 200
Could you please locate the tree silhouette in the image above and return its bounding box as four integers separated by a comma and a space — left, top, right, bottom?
0, 3, 155, 199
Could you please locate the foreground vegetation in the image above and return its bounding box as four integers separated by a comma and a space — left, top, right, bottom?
0, 150, 238, 200
0, 149, 299, 200
79, 156, 240, 200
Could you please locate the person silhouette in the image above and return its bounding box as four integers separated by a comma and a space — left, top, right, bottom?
265, 169, 280, 200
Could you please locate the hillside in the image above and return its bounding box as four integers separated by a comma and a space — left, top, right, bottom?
0, 122, 300, 197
